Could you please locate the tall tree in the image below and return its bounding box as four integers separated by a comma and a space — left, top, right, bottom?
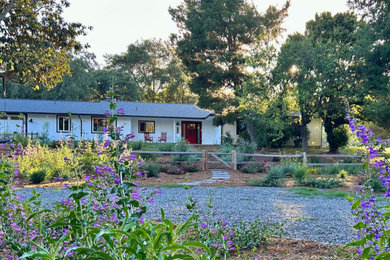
170, 0, 290, 138
0, 0, 88, 89
108, 39, 195, 103
348, 0, 390, 129
274, 12, 360, 153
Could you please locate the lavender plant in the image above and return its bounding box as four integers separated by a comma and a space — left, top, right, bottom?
346, 114, 390, 259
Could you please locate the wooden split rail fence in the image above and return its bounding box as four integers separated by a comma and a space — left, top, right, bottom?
131, 150, 366, 171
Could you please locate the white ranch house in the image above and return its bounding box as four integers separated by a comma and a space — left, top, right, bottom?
0, 99, 223, 145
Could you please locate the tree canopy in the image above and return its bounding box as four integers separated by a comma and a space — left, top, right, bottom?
108, 39, 196, 103
0, 0, 88, 89
170, 0, 289, 126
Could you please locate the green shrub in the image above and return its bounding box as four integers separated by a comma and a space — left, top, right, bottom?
240, 163, 264, 174
143, 162, 161, 178
172, 139, 192, 161
309, 157, 322, 164
365, 176, 386, 192
158, 142, 175, 151
237, 138, 256, 162
300, 177, 343, 188
29, 170, 46, 184
232, 220, 282, 250
218, 142, 234, 162
181, 162, 199, 172
317, 164, 340, 175
12, 133, 30, 147
128, 140, 143, 150
267, 166, 287, 179
248, 177, 283, 187
16, 143, 73, 180
280, 163, 299, 177
293, 166, 307, 184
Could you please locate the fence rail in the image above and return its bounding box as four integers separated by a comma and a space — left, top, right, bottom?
131, 150, 366, 171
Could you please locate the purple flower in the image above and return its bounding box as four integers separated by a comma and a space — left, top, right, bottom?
147, 197, 154, 203
115, 177, 121, 183
118, 107, 125, 115
56, 177, 63, 182
139, 217, 144, 224
153, 189, 161, 194
201, 223, 207, 228
227, 240, 233, 246
64, 156, 71, 161
136, 171, 143, 176
213, 243, 219, 249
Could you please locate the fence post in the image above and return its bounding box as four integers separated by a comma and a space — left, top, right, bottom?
202, 150, 208, 170
232, 150, 237, 171
303, 152, 307, 166
366, 150, 371, 174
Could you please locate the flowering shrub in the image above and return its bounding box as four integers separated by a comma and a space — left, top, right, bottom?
166, 165, 187, 175
0, 92, 216, 259
181, 162, 199, 172
346, 114, 390, 259
240, 162, 264, 174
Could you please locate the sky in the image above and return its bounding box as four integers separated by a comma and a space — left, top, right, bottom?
63, 0, 349, 66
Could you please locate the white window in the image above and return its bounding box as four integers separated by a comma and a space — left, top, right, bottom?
92, 117, 106, 133
57, 116, 71, 132
138, 121, 155, 133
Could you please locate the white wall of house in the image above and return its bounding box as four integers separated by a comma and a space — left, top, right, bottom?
202, 117, 221, 145
0, 115, 25, 136
130, 117, 176, 143
222, 122, 239, 143
19, 114, 222, 145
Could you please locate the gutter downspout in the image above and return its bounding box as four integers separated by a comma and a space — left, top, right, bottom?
78, 115, 83, 139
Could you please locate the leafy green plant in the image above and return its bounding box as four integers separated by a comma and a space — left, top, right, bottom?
293, 166, 307, 184
309, 157, 322, 164
300, 177, 343, 188
317, 164, 340, 175
29, 170, 46, 184
240, 162, 264, 174
143, 162, 161, 177
128, 140, 143, 150
232, 220, 283, 249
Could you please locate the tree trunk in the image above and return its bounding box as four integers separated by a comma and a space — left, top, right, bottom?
244, 118, 257, 145
299, 125, 308, 153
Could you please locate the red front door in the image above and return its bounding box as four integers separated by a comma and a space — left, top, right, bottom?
182, 121, 202, 144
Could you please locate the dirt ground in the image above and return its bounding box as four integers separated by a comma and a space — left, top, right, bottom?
230, 238, 357, 259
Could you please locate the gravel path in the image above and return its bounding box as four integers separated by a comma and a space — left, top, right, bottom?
16, 187, 356, 245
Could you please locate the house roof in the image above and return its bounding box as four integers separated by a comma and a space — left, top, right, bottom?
0, 99, 213, 119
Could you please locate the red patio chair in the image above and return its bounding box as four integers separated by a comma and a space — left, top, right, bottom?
144, 132, 153, 142
158, 132, 167, 142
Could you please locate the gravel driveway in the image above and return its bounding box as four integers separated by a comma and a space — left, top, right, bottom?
16, 186, 356, 245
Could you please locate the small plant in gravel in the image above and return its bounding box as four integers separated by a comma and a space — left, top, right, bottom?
240, 162, 264, 174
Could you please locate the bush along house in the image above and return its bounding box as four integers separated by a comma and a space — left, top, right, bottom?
0, 99, 222, 145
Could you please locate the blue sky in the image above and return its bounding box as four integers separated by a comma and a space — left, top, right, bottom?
63, 0, 349, 65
